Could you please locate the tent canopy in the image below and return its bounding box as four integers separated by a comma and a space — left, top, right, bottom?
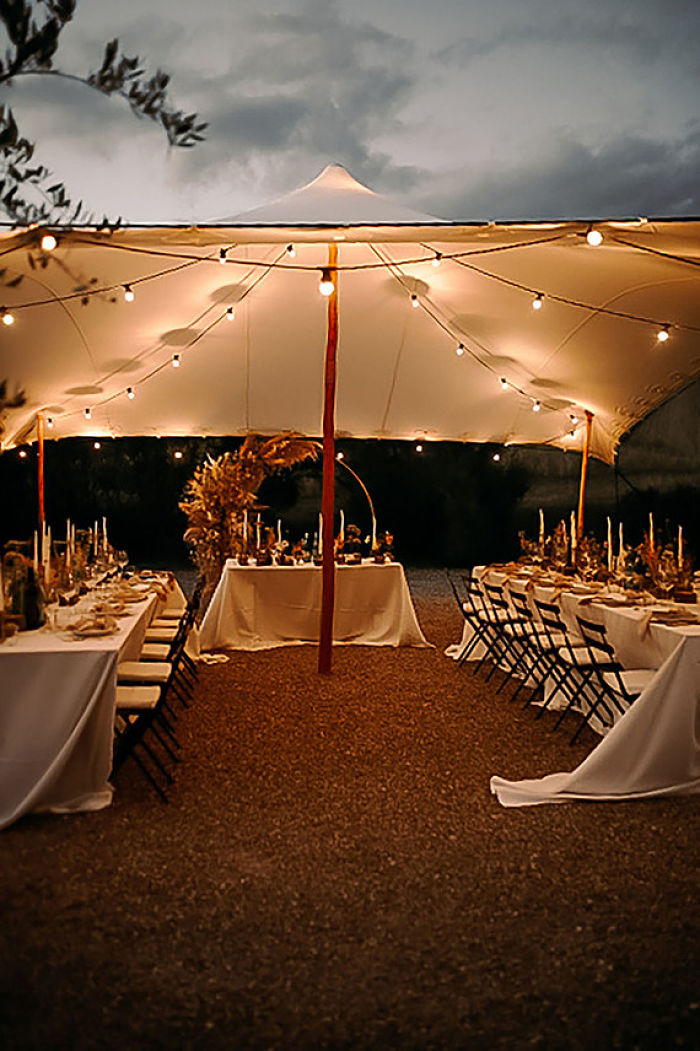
1, 164, 699, 463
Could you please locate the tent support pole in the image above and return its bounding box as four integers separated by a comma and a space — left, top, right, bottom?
318, 244, 338, 675
576, 410, 593, 541
37, 412, 45, 539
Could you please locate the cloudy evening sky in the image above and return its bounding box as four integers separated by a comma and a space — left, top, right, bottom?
2, 0, 699, 224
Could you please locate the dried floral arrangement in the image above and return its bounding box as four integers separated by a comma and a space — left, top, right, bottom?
179, 434, 318, 588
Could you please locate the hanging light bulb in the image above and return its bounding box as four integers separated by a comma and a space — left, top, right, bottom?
410, 293, 419, 308
18, 448, 27, 459
172, 354, 180, 368
492, 452, 501, 463
532, 293, 544, 310
336, 451, 344, 461
569, 413, 579, 424
286, 244, 296, 258
93, 440, 101, 450
432, 252, 442, 268
226, 306, 235, 321
174, 450, 183, 460
40, 233, 57, 252
1, 308, 15, 326
500, 377, 508, 390
219, 248, 227, 265
532, 400, 541, 412
656, 325, 670, 343
126, 387, 135, 399
586, 226, 603, 246
85, 407, 92, 419
415, 443, 423, 453
47, 417, 54, 429
319, 268, 334, 296
123, 284, 135, 302
456, 343, 464, 356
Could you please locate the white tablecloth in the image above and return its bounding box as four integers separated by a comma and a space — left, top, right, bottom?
199, 560, 430, 651
0, 577, 186, 830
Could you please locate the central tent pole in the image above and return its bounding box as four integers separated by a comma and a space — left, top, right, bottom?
576, 410, 594, 541
318, 243, 338, 674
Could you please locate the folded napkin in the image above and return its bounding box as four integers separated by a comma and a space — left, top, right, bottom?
65, 613, 118, 635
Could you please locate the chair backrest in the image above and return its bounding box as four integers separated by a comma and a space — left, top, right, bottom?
533, 597, 566, 633
508, 587, 532, 621
575, 614, 637, 701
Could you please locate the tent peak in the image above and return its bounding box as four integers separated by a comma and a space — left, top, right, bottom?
228, 163, 441, 226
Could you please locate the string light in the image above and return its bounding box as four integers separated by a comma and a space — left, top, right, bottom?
84, 407, 92, 419
656, 325, 670, 343
500, 377, 508, 390
410, 293, 419, 308
1, 308, 14, 326
40, 233, 57, 252
226, 306, 235, 321
415, 442, 423, 452
286, 244, 296, 258
569, 413, 579, 424
586, 226, 603, 246
456, 343, 464, 356
432, 252, 442, 268
93, 440, 101, 450
532, 400, 541, 412
172, 354, 180, 368
47, 417, 53, 429
532, 293, 544, 310
219, 248, 227, 265
336, 452, 344, 461
319, 268, 334, 296
126, 387, 135, 399
492, 452, 501, 462
18, 448, 27, 458
123, 284, 134, 302
174, 450, 183, 460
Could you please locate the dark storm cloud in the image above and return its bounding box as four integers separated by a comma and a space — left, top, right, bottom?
431, 125, 700, 220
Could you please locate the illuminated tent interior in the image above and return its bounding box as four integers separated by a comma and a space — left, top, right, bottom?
1, 163, 699, 464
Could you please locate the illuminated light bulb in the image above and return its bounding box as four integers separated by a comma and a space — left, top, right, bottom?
415, 443, 423, 453
569, 413, 579, 424
2, 309, 15, 325
172, 354, 180, 368
319, 268, 334, 296
126, 387, 134, 399
219, 248, 227, 265
123, 284, 134, 302
410, 293, 419, 308
18, 448, 27, 459
492, 453, 501, 463
336, 452, 344, 461
40, 233, 57, 252
93, 440, 101, 450
47, 417, 54, 429
532, 293, 544, 310
85, 407, 92, 419
432, 252, 442, 268
174, 450, 183, 460
586, 227, 603, 246
656, 325, 670, 343
456, 343, 464, 356
532, 400, 541, 412
226, 306, 235, 321
569, 429, 576, 438
500, 377, 508, 390
286, 244, 296, 258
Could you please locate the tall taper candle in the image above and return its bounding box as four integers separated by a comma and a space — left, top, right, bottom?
678, 525, 683, 572
33, 530, 38, 572
243, 509, 248, 551
318, 513, 323, 557
277, 519, 282, 545
44, 526, 51, 585
340, 509, 345, 542
649, 512, 654, 552
256, 512, 261, 550
102, 515, 108, 554
607, 516, 613, 572
570, 511, 576, 562
93, 520, 98, 557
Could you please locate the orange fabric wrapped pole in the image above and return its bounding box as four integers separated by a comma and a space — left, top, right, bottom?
318, 244, 338, 674
576, 410, 594, 541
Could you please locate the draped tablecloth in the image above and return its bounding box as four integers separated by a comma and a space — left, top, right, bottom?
0, 578, 185, 830
198, 560, 430, 652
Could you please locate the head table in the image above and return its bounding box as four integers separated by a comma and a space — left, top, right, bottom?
445, 564, 700, 804
198, 559, 430, 652
0, 575, 186, 830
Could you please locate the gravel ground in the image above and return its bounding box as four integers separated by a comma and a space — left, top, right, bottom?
1, 569, 698, 1050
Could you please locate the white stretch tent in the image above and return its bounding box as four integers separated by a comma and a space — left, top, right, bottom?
1, 163, 700, 462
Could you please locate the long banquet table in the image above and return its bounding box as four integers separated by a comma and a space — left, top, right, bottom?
444, 564, 700, 804
198, 559, 429, 652
0, 576, 185, 830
